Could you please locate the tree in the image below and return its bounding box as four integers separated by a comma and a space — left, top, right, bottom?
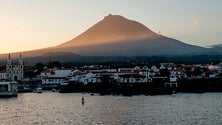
0, 66, 5, 71
34, 63, 44, 73
24, 63, 45, 77
25, 70, 36, 78
159, 68, 170, 77
100, 75, 112, 84
48, 61, 62, 68
192, 67, 203, 77
184, 66, 192, 77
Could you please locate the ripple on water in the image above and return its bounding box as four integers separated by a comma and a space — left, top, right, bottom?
0, 92, 222, 125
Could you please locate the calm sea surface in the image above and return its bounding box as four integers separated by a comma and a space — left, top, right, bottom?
0, 92, 222, 125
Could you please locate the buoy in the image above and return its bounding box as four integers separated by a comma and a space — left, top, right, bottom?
81, 96, 85, 105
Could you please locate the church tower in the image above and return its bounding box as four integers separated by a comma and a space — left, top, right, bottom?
6, 54, 24, 81
6, 54, 12, 80
18, 53, 24, 81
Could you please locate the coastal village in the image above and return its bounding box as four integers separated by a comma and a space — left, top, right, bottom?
1, 54, 222, 97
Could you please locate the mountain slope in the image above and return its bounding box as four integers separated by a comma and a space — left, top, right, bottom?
56, 14, 207, 56
57, 36, 206, 56
0, 14, 213, 62
58, 14, 159, 48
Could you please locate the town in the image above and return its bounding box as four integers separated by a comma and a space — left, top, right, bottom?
1, 54, 222, 97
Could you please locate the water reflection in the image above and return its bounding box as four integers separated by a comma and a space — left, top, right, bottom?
0, 92, 222, 125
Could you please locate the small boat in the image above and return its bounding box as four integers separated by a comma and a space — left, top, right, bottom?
35, 88, 43, 93
51, 88, 57, 92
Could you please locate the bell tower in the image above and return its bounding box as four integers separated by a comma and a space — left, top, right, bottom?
6, 54, 12, 80
18, 53, 24, 81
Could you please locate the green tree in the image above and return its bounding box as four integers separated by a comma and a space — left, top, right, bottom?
159, 68, 170, 77
184, 66, 192, 77
192, 67, 203, 77
0, 66, 5, 71
48, 61, 62, 68
34, 63, 45, 73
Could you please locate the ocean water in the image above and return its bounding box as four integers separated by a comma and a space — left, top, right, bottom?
0, 92, 222, 125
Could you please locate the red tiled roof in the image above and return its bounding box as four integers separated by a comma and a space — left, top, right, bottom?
205, 69, 218, 74
57, 68, 74, 70
41, 69, 52, 73
174, 67, 183, 72
132, 69, 141, 72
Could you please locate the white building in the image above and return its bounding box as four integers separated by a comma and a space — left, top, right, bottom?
40, 69, 53, 78
0, 70, 7, 81
42, 77, 65, 86
151, 65, 158, 72
172, 67, 185, 78
41, 68, 73, 86
70, 72, 100, 84
118, 68, 134, 72
6, 54, 24, 81
139, 70, 151, 78
102, 69, 117, 72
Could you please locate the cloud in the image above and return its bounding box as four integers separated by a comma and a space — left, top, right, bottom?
193, 18, 200, 26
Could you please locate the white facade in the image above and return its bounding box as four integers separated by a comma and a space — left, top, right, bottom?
116, 77, 149, 83
169, 75, 177, 82
102, 69, 117, 72
42, 77, 65, 85
172, 69, 184, 78
41, 68, 73, 86
0, 71, 7, 81
151, 66, 159, 73
118, 68, 134, 72
70, 72, 99, 84
6, 54, 24, 81
208, 65, 220, 70
139, 70, 151, 78
40, 69, 52, 78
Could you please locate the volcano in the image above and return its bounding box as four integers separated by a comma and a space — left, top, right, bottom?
59, 14, 158, 48
54, 14, 207, 56
0, 14, 214, 63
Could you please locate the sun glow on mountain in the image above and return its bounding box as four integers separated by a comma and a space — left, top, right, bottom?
58, 14, 165, 48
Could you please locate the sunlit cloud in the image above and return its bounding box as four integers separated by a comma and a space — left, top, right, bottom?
193, 18, 200, 26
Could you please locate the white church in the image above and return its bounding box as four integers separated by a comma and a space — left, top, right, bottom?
0, 54, 24, 81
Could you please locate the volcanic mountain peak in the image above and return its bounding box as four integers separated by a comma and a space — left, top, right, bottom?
103, 14, 157, 36
58, 14, 159, 48
0, 14, 214, 63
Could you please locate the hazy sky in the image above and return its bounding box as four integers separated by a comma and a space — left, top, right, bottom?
1, 0, 222, 54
